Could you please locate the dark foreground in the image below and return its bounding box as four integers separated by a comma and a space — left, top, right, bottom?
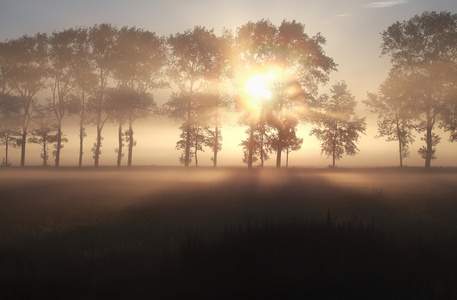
1, 167, 457, 299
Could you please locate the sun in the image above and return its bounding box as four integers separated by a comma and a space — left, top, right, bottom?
245, 74, 271, 100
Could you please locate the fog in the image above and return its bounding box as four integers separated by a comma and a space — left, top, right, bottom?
2, 167, 457, 297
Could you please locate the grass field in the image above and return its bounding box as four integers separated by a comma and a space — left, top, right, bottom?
1, 167, 457, 298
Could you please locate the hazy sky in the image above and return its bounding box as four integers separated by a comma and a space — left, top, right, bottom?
1, 0, 457, 167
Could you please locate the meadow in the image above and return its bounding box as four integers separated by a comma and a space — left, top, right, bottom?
1, 167, 457, 299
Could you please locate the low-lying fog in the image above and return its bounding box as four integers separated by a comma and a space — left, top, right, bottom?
2, 167, 457, 242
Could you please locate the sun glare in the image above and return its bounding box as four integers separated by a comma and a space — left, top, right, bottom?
245, 75, 271, 100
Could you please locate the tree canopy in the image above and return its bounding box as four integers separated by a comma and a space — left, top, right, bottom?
380, 11, 457, 168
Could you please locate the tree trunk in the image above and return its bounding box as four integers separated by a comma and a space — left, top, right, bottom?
117, 123, 123, 167
55, 121, 62, 167
127, 120, 133, 167
276, 129, 284, 168
398, 139, 403, 168
94, 128, 102, 167
248, 125, 254, 169
5, 134, 9, 166
260, 129, 264, 168
43, 138, 47, 167
213, 124, 218, 168
78, 91, 86, 168
194, 127, 199, 167
20, 129, 26, 167
425, 125, 432, 169
286, 148, 289, 168
79, 121, 84, 168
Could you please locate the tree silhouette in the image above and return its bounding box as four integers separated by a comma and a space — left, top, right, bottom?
107, 88, 155, 167
194, 92, 232, 167
87, 24, 117, 167
0, 94, 22, 166
67, 27, 98, 168
0, 33, 49, 167
234, 20, 336, 168
111, 26, 166, 167
381, 11, 457, 168
49, 28, 84, 167
364, 70, 416, 167
27, 105, 67, 167
311, 81, 366, 168
165, 26, 227, 167
282, 128, 303, 168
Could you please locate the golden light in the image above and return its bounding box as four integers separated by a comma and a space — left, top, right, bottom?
245, 75, 271, 100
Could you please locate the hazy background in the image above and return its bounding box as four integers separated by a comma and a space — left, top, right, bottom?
1, 0, 456, 167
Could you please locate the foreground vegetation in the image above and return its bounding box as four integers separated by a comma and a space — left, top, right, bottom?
1, 167, 457, 298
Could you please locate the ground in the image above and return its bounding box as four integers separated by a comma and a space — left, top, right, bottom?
1, 167, 457, 298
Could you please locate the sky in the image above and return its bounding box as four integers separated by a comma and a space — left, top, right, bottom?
1, 0, 457, 167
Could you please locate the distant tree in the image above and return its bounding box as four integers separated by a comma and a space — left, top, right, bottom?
310, 81, 366, 168
240, 124, 259, 167
87, 24, 117, 167
48, 28, 84, 167
381, 11, 457, 168
442, 87, 457, 143
111, 26, 166, 167
282, 128, 303, 168
165, 26, 227, 167
197, 92, 232, 167
234, 20, 336, 168
107, 88, 155, 167
71, 28, 97, 167
0, 94, 22, 166
364, 70, 416, 167
28, 105, 67, 167
0, 33, 49, 167
238, 118, 273, 168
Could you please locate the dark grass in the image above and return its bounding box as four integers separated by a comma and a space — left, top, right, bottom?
1, 167, 457, 299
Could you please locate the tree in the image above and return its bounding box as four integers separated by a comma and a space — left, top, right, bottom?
0, 94, 21, 166
111, 26, 166, 167
240, 124, 259, 168
310, 81, 366, 168
282, 128, 303, 168
48, 28, 83, 167
364, 70, 416, 167
0, 33, 49, 167
380, 11, 457, 168
234, 20, 336, 168
165, 26, 227, 167
87, 24, 117, 167
198, 92, 232, 167
27, 105, 67, 167
107, 88, 155, 167
418, 133, 440, 161
71, 27, 97, 167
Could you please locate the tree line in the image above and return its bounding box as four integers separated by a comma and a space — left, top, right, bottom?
1, 12, 457, 169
